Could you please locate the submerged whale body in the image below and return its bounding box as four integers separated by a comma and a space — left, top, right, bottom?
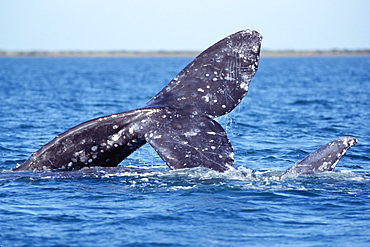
14, 29, 357, 175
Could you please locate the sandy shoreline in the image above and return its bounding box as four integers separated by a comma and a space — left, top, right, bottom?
1, 50, 369, 58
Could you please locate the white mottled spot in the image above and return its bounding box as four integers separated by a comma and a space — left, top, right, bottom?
211, 146, 216, 150
184, 129, 200, 137
197, 88, 205, 92
207, 131, 216, 135
107, 139, 114, 146
222, 105, 226, 108
213, 78, 218, 81
202, 95, 210, 102
111, 133, 120, 141
113, 125, 118, 129
240, 82, 249, 90
230, 152, 235, 159
91, 146, 98, 152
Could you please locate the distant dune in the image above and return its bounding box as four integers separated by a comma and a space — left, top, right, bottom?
261, 50, 370, 57
0, 50, 369, 57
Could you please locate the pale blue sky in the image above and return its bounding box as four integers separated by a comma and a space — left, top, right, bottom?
1, 0, 369, 51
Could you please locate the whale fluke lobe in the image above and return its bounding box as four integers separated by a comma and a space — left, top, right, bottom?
15, 109, 156, 171
283, 136, 358, 175
144, 29, 262, 118
15, 29, 262, 172
144, 109, 234, 172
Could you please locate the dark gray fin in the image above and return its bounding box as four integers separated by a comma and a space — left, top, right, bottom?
282, 136, 358, 175
143, 108, 234, 172
14, 108, 160, 171
144, 29, 262, 118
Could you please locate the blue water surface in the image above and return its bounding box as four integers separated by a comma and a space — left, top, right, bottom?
0, 56, 369, 246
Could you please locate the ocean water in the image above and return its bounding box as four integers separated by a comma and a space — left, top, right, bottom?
0, 56, 369, 246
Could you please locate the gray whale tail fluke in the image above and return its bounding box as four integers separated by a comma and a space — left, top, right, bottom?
282, 136, 358, 176
15, 29, 262, 172
13, 29, 358, 176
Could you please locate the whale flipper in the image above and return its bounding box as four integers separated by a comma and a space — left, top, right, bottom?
282, 136, 358, 176
15, 29, 262, 172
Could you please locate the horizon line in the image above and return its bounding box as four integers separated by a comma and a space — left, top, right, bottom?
1, 49, 370, 58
